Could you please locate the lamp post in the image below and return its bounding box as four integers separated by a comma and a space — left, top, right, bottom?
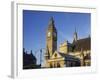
34, 48, 46, 68
40, 48, 46, 68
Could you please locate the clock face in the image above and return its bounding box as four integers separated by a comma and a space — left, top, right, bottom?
54, 32, 56, 37
48, 32, 51, 37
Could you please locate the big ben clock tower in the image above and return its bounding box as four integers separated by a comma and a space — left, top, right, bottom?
45, 17, 57, 60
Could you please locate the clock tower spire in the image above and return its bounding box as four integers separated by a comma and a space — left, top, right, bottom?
45, 17, 57, 59
73, 27, 78, 42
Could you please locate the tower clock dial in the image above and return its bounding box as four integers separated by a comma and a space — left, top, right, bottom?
48, 32, 51, 37
54, 32, 56, 37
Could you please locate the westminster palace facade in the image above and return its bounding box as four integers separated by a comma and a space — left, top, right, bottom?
44, 17, 91, 68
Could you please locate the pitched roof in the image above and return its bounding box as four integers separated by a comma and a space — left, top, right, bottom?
48, 17, 57, 31
72, 37, 91, 51
58, 52, 80, 61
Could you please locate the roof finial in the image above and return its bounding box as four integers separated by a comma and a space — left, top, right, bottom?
73, 27, 78, 42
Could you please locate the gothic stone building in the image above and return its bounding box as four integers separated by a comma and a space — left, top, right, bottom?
45, 17, 91, 68
23, 48, 41, 69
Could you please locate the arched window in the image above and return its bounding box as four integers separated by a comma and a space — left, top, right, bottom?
70, 62, 73, 67
54, 63, 56, 68
50, 63, 53, 68
57, 62, 60, 67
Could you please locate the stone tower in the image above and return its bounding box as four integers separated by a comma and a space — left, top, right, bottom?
45, 17, 57, 60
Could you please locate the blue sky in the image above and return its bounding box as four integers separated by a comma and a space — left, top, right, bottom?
23, 10, 91, 64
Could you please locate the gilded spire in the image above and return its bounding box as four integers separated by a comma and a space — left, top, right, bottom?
73, 27, 78, 42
